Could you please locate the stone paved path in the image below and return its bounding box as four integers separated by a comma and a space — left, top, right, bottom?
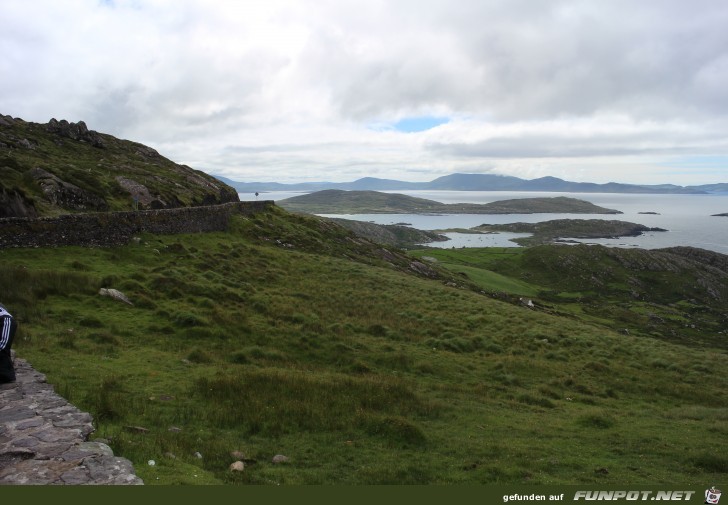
0, 353, 143, 485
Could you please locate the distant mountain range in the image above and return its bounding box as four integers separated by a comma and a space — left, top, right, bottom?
216, 173, 728, 195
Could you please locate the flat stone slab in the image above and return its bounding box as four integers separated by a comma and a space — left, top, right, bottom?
0, 354, 143, 485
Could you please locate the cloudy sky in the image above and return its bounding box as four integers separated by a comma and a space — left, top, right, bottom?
3, 0, 728, 185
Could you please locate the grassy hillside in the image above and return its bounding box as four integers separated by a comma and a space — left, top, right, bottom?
279, 190, 621, 215
0, 114, 238, 218
2, 207, 726, 485
410, 245, 728, 350
329, 217, 448, 247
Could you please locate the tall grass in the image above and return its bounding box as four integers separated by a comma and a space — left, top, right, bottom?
0, 264, 99, 323
191, 368, 434, 440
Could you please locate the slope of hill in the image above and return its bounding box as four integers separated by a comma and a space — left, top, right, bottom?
1, 206, 726, 485
411, 244, 728, 350
0, 114, 238, 218
278, 190, 621, 215
328, 217, 448, 247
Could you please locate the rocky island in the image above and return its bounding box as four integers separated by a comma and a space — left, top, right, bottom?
473, 219, 667, 246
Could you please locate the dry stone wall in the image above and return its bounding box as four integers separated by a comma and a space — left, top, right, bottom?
0, 201, 273, 249
0, 353, 143, 485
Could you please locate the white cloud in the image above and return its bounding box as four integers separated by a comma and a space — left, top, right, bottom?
2, 0, 728, 185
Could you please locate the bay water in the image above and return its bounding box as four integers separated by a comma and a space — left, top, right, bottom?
240, 190, 728, 255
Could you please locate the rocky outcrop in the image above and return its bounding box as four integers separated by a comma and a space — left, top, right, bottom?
1, 114, 240, 217
0, 188, 37, 219
28, 167, 109, 212
0, 354, 143, 485
46, 118, 105, 148
99, 288, 133, 306
409, 260, 439, 278
115, 176, 159, 208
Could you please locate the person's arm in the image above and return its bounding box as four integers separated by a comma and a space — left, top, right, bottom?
0, 317, 12, 351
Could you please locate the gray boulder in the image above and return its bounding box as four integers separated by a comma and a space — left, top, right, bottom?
99, 288, 133, 306
47, 118, 105, 148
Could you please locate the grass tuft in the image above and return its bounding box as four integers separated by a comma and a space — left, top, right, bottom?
577, 412, 616, 429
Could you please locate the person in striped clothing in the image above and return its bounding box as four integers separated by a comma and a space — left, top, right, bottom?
0, 303, 17, 384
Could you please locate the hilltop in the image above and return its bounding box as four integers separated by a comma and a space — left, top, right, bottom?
0, 114, 238, 218
278, 190, 621, 215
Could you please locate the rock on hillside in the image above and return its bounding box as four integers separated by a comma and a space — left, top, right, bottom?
0, 114, 238, 218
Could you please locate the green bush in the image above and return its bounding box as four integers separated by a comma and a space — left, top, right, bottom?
367, 324, 390, 337
517, 394, 556, 409
690, 453, 728, 473
187, 348, 213, 363
173, 312, 207, 327
88, 331, 120, 346
79, 316, 104, 328
577, 412, 616, 429
358, 414, 427, 447
87, 375, 125, 421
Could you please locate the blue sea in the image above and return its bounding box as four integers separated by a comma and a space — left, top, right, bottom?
240, 190, 728, 255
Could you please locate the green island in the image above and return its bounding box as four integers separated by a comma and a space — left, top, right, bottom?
472, 219, 667, 246
1, 116, 727, 485
278, 189, 622, 215
344, 219, 667, 250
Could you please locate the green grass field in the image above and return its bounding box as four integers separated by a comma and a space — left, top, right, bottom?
1, 208, 726, 485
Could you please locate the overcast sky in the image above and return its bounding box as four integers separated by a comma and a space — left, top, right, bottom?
3, 0, 728, 185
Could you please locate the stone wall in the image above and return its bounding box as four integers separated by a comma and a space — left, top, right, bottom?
1, 353, 143, 485
0, 201, 274, 249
